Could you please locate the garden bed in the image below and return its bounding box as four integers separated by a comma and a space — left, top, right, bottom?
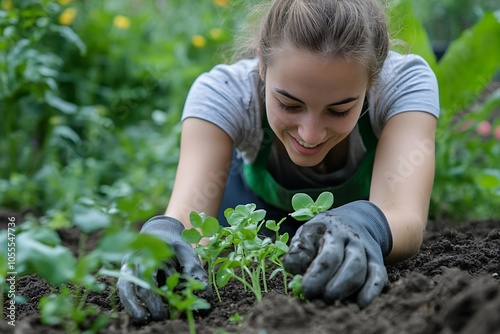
1, 215, 499, 334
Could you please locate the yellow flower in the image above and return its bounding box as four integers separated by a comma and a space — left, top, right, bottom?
59, 7, 77, 25
113, 15, 131, 30
1, 0, 13, 11
49, 116, 63, 126
58, 0, 74, 6
192, 34, 206, 48
209, 28, 222, 40
214, 0, 229, 7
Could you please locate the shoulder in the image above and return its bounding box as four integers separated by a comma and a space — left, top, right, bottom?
193, 58, 260, 89
368, 51, 440, 136
381, 51, 435, 76
182, 58, 264, 162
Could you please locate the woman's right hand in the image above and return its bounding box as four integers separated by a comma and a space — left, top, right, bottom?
116, 216, 212, 325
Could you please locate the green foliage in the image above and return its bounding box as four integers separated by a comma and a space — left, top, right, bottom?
287, 274, 305, 300
161, 273, 211, 334
183, 204, 290, 303
290, 191, 334, 221
0, 209, 174, 333
388, 0, 500, 219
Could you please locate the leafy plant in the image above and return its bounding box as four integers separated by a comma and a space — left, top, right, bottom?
288, 274, 305, 300
182, 192, 335, 303
289, 191, 335, 221
160, 273, 211, 334
183, 204, 290, 302
0, 204, 174, 334
387, 0, 500, 219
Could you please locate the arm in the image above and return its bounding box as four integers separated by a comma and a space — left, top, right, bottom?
369, 111, 437, 263
165, 117, 234, 228
283, 110, 437, 307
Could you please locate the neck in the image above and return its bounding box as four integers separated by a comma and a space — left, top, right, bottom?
312, 135, 350, 174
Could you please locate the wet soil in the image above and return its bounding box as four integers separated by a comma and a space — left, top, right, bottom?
1, 216, 499, 334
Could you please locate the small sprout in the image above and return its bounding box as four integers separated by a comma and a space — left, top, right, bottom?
290, 191, 334, 221
288, 274, 306, 300
228, 312, 243, 325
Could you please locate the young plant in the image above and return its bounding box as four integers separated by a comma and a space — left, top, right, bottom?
159, 273, 211, 334
183, 203, 291, 302
289, 191, 335, 221
286, 191, 334, 299
0, 200, 174, 334
181, 211, 232, 301
287, 274, 306, 301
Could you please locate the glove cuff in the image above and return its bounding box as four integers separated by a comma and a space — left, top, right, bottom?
333, 200, 393, 257
140, 215, 185, 238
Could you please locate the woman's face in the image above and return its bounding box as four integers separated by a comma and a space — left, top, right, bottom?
262, 46, 369, 168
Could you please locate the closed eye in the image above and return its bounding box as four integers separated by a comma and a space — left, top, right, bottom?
329, 108, 352, 117
278, 101, 301, 112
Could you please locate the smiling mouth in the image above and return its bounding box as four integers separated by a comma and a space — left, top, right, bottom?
296, 137, 319, 149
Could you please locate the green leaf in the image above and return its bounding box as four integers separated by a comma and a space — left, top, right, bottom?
216, 266, 233, 287
74, 252, 101, 284
51, 25, 87, 55
289, 208, 313, 221
45, 91, 78, 114
201, 216, 220, 236
132, 233, 173, 260
72, 203, 111, 234
189, 211, 203, 228
435, 12, 500, 114
278, 233, 289, 244
26, 227, 62, 246
274, 240, 289, 253
291, 193, 314, 210
181, 228, 202, 244
166, 273, 180, 291
265, 220, 278, 232
17, 233, 76, 286
315, 192, 334, 211
40, 293, 73, 325
96, 230, 137, 262
52, 125, 81, 144
250, 209, 266, 222
386, 0, 436, 69
269, 268, 283, 280
477, 169, 500, 189
99, 268, 152, 290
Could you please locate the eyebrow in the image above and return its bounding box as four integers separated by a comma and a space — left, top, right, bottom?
275, 88, 359, 106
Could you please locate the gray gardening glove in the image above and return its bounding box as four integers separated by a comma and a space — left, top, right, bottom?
283, 200, 393, 307
117, 216, 211, 325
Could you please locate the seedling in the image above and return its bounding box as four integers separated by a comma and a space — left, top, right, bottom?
287, 274, 305, 301
182, 204, 290, 302
289, 192, 334, 221
160, 273, 211, 334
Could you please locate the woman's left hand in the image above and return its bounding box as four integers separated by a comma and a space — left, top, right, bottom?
283, 200, 393, 307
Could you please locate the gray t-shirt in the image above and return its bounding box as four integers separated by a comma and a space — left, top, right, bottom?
181, 51, 440, 188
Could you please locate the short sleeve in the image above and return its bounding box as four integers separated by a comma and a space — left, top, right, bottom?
368, 52, 440, 136
181, 59, 264, 162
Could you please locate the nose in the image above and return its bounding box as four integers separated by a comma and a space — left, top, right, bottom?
297, 113, 326, 145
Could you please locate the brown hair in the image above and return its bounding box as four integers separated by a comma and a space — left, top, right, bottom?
237, 0, 390, 86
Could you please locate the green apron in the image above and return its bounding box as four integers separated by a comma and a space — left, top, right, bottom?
242, 106, 378, 212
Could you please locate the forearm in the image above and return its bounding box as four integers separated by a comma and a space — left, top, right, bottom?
382, 206, 426, 264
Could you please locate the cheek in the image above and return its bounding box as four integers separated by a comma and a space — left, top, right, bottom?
265, 99, 287, 130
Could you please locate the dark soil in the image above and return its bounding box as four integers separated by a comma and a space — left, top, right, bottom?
1, 214, 499, 334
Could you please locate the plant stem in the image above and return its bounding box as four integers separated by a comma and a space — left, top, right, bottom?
187, 310, 196, 334
260, 262, 268, 293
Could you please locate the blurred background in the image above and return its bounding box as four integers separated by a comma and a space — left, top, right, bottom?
1, 0, 499, 227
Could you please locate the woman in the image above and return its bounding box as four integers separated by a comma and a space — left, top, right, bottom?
118, 0, 439, 324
